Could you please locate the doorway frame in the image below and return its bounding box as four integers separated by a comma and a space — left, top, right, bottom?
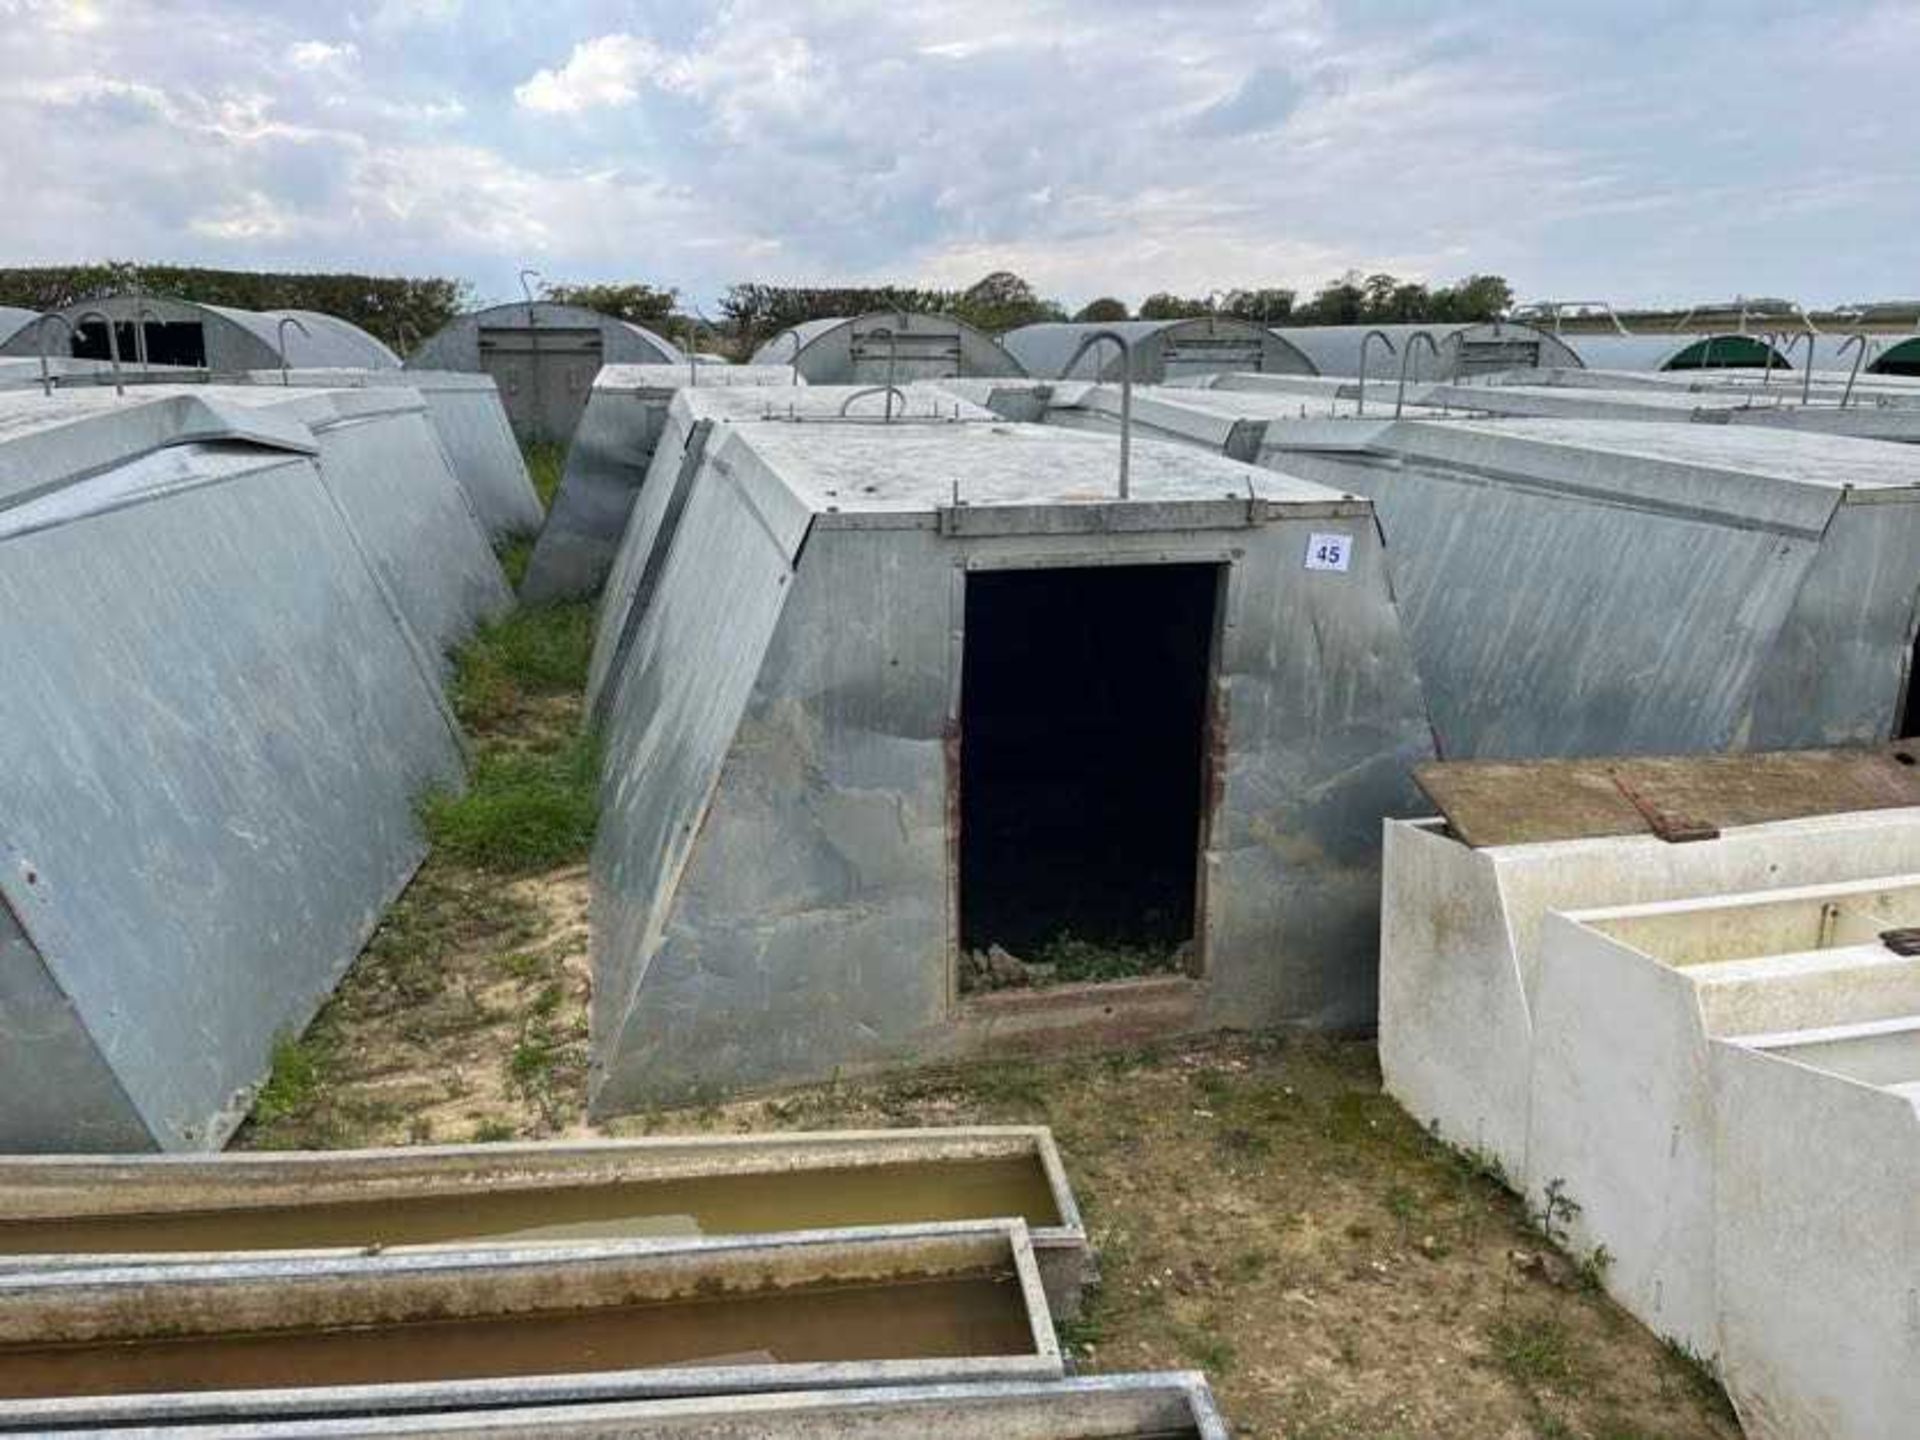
943, 546, 1237, 1017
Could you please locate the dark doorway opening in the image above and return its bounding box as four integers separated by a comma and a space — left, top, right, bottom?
72, 321, 206, 369
959, 563, 1219, 983
1902, 625, 1920, 738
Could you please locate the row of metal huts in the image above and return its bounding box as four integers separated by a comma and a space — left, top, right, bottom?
5, 288, 1920, 1432
10, 293, 1920, 446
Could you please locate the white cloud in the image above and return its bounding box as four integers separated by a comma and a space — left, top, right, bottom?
286, 40, 358, 72
514, 33, 665, 114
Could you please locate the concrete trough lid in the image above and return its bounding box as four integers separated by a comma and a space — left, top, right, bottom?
0, 1220, 1061, 1429
0, 1126, 1091, 1313
108, 1373, 1230, 1438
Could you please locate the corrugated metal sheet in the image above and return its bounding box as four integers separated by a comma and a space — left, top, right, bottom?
1259, 417, 1920, 760
1001, 319, 1315, 383
747, 312, 1027, 383
522, 364, 807, 604
0, 392, 465, 1150
590, 418, 1434, 1109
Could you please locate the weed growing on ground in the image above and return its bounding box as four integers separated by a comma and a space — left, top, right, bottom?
451, 603, 595, 731
1027, 930, 1184, 984
421, 732, 599, 872
1662, 1340, 1739, 1421
522, 441, 567, 510
251, 1033, 326, 1126
496, 536, 535, 590
1490, 1312, 1579, 1389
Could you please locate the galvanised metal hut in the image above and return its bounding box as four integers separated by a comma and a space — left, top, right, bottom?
587, 394, 1435, 1109
520, 363, 804, 604
748, 311, 1026, 384
0, 388, 466, 1151
407, 301, 683, 444
0, 295, 399, 372
1002, 317, 1313, 384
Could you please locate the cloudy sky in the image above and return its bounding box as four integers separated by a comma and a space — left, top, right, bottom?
3, 0, 1916, 311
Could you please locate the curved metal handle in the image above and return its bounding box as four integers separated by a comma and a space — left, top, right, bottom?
1838, 333, 1873, 410
72, 309, 124, 397
132, 304, 160, 376
781, 329, 803, 386
33, 312, 76, 398
866, 324, 901, 421
1394, 330, 1441, 417
837, 384, 909, 416
275, 315, 311, 386
1356, 329, 1398, 416
1058, 328, 1134, 498
518, 269, 542, 309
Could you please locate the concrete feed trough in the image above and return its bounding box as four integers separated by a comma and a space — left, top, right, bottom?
0, 1126, 1093, 1315
0, 1221, 1060, 1429
749, 312, 1025, 384
520, 363, 805, 604
1379, 800, 1920, 1185
588, 397, 1434, 1109
1531, 875, 1920, 1357
408, 302, 683, 444
1711, 1023, 1920, 1439
126, 1374, 1231, 1438
1261, 419, 1920, 759
0, 391, 465, 1152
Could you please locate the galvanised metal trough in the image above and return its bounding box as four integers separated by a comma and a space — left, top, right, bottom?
0, 1126, 1093, 1314
85, 1374, 1230, 1438
0, 1220, 1061, 1430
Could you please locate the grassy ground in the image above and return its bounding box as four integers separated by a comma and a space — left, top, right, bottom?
236, 445, 1743, 1439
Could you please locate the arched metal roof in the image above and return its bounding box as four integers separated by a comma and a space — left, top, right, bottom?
1001, 317, 1314, 382
1556, 332, 1790, 372
406, 302, 682, 371
1268, 322, 1582, 379
0, 307, 38, 348
748, 311, 1025, 382
0, 295, 398, 372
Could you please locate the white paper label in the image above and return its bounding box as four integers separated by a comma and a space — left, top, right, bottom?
1304, 532, 1352, 572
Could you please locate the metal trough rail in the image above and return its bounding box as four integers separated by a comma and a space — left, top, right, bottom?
45, 1374, 1230, 1438
0, 1128, 1091, 1315
0, 1220, 1061, 1431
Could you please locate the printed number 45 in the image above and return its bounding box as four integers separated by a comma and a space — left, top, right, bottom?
1304, 532, 1352, 573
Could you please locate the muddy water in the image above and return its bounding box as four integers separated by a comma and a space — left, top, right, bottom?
0, 1273, 1030, 1398
0, 1156, 1062, 1255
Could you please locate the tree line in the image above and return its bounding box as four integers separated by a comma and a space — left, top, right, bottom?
0, 264, 1515, 354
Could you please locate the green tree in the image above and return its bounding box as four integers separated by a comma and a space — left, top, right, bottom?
540, 281, 678, 328
1073, 296, 1129, 323
1138, 292, 1212, 320
950, 271, 1065, 332
1219, 288, 1295, 323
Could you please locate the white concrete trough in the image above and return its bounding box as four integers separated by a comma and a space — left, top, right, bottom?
0, 1126, 1093, 1315
1711, 1021, 1920, 1439
0, 1220, 1060, 1430
520, 363, 805, 604
105, 1374, 1230, 1439
589, 390, 1434, 1110
1379, 775, 1920, 1184
0, 390, 467, 1152
1530, 874, 1920, 1357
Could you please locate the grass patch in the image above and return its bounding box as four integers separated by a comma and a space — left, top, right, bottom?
1027, 931, 1184, 985
251, 1032, 326, 1127
496, 536, 535, 591
451, 603, 595, 731
422, 732, 599, 873
523, 440, 566, 510
1490, 1312, 1579, 1389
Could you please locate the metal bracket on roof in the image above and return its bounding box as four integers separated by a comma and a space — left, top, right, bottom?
275, 315, 310, 387
1356, 330, 1396, 416
33, 313, 73, 398
1838, 333, 1875, 410
71, 309, 125, 398
1395, 331, 1440, 417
